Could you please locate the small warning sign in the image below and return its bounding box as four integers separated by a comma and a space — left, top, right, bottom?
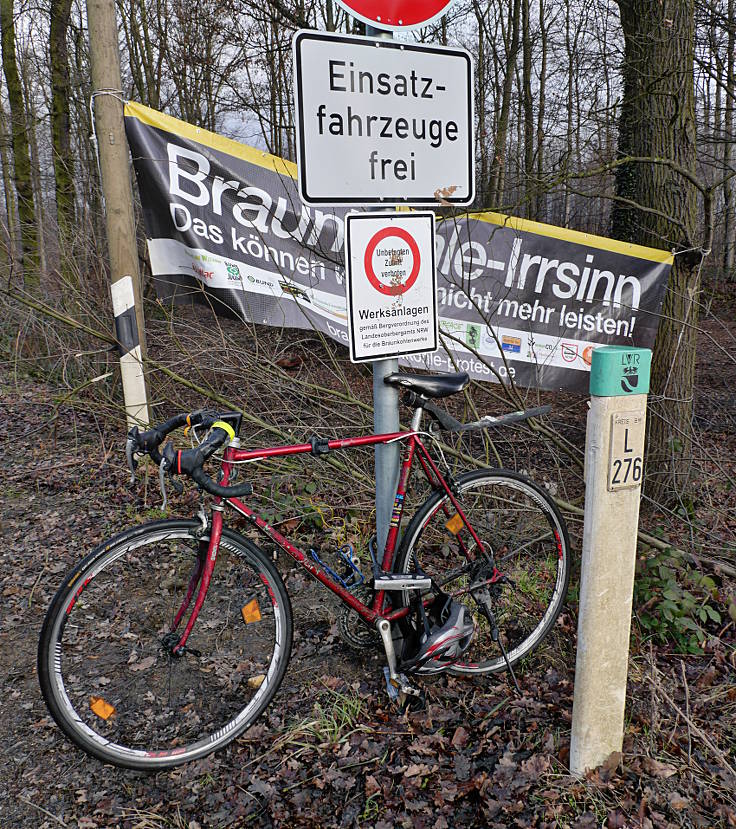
345, 212, 438, 363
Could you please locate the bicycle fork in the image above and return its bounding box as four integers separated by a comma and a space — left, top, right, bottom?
165, 505, 222, 657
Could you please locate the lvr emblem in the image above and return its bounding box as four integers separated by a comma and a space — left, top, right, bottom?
621, 366, 639, 393
620, 354, 641, 393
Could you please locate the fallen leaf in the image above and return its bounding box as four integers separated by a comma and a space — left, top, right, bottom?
602, 751, 623, 773
365, 774, 380, 796
451, 726, 469, 748
129, 656, 155, 672
607, 809, 627, 827
521, 753, 550, 780
642, 758, 678, 778
668, 791, 689, 810
275, 355, 302, 370
405, 763, 430, 778
247, 675, 265, 689
696, 665, 717, 689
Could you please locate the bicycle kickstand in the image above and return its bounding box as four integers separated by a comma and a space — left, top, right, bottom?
473, 587, 522, 695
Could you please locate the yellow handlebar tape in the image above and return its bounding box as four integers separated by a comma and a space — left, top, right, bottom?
212, 420, 235, 441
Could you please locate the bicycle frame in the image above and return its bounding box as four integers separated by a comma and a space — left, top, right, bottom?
171, 427, 489, 653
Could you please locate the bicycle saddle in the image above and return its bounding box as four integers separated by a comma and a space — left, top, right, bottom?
384, 372, 469, 399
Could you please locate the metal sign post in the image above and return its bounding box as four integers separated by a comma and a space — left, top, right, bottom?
570, 345, 651, 775
366, 25, 400, 563
292, 5, 469, 562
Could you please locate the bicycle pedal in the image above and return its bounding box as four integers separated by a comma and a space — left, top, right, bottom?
383, 666, 399, 701
373, 573, 432, 591
383, 668, 423, 706
400, 689, 426, 714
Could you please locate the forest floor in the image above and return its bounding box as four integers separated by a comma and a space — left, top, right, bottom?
0, 284, 734, 829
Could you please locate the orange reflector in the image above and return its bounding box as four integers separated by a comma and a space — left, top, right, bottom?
90, 696, 115, 720
445, 513, 464, 535
241, 598, 262, 624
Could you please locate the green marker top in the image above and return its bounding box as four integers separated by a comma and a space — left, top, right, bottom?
589, 345, 651, 397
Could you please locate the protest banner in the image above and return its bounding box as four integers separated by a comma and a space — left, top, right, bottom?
124, 102, 673, 393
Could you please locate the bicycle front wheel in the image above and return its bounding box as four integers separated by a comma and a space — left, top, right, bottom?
38, 519, 292, 770
395, 470, 570, 675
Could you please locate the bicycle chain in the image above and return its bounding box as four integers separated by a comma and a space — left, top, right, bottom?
338, 586, 379, 650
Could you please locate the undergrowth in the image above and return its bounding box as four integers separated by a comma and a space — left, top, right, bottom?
634, 547, 735, 653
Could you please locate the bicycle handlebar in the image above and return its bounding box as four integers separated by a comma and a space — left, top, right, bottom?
160, 428, 253, 498
127, 410, 252, 500
126, 410, 213, 468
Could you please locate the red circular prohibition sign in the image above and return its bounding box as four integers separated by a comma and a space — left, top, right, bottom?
334, 0, 456, 29
364, 227, 421, 296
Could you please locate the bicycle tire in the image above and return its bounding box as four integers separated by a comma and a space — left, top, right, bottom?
38, 519, 292, 770
394, 469, 571, 675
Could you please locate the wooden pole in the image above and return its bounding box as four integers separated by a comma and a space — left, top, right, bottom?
86, 0, 150, 426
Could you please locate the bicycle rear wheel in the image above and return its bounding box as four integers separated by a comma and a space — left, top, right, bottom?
38, 519, 292, 770
395, 469, 570, 675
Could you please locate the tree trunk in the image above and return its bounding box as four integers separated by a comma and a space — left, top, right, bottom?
23, 74, 47, 276
535, 0, 547, 222
475, 2, 489, 207
723, 0, 735, 278
70, 17, 104, 252
0, 0, 37, 283
50, 0, 76, 241
562, 0, 575, 227
0, 99, 17, 266
521, 0, 535, 218
489, 0, 521, 208
611, 0, 699, 504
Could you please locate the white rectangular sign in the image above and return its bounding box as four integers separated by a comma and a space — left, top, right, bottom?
293, 30, 474, 206
345, 212, 438, 362
608, 410, 646, 491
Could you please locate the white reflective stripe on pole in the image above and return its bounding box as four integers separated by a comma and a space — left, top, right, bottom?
570, 345, 651, 775
118, 346, 150, 426
367, 25, 401, 559
111, 275, 150, 427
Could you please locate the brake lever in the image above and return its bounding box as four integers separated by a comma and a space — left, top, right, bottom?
125, 436, 138, 485
158, 448, 184, 511
159, 458, 169, 511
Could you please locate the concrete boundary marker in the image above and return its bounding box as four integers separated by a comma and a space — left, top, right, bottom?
570, 345, 651, 774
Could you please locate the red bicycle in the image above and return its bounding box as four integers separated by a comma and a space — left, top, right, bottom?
38, 371, 571, 770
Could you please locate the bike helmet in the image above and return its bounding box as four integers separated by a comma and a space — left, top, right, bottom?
404, 596, 475, 675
